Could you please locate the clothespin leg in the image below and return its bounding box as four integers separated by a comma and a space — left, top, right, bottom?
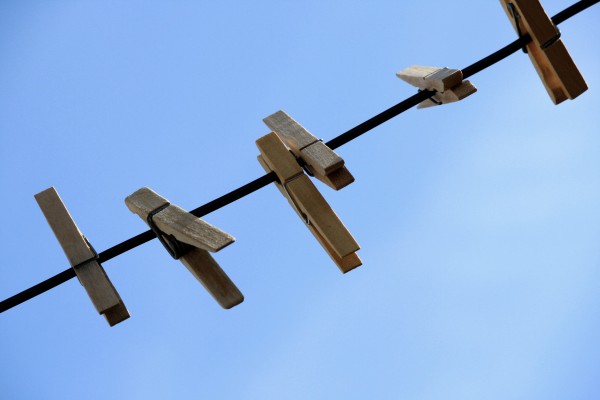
314, 166, 355, 192
179, 248, 244, 309
417, 81, 477, 109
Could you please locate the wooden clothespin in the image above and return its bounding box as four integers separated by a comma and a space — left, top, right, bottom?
125, 187, 243, 309
263, 110, 354, 190
257, 132, 361, 273
396, 65, 477, 108
499, 0, 587, 104
35, 187, 129, 327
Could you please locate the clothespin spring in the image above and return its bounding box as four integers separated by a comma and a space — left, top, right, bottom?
507, 3, 528, 53
147, 203, 191, 259
297, 138, 324, 152
507, 2, 561, 52
541, 30, 562, 49
296, 139, 326, 177
417, 89, 442, 105
72, 236, 99, 286
287, 149, 315, 178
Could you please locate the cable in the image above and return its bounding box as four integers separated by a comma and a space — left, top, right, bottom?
1, 0, 597, 314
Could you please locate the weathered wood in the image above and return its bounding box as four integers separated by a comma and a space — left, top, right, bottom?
315, 166, 355, 191
263, 110, 354, 190
396, 66, 463, 92
396, 65, 477, 108
505, 0, 558, 46
299, 143, 343, 177
285, 176, 359, 258
35, 187, 129, 326
418, 81, 478, 109
258, 155, 362, 273
257, 132, 360, 271
125, 187, 234, 252
263, 110, 343, 176
499, 0, 587, 104
179, 248, 244, 309
125, 187, 243, 309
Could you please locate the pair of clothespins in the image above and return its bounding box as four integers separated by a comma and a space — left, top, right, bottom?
36, 187, 130, 326
499, 0, 587, 104
258, 111, 361, 273
263, 110, 354, 190
125, 187, 243, 310
396, 66, 477, 108
35, 186, 242, 327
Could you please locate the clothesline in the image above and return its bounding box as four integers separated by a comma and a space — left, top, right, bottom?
1, 0, 597, 314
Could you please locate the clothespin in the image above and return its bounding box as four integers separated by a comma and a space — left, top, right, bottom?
263, 110, 354, 191
396, 66, 477, 108
499, 0, 587, 104
35, 187, 129, 326
256, 132, 361, 273
125, 187, 243, 309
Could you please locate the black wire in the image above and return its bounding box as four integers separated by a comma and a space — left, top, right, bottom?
1, 0, 597, 314
553, 0, 598, 24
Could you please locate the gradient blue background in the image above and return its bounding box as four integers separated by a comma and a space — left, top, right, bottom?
1, 1, 599, 399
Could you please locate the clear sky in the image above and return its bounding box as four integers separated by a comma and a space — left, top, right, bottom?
1, 1, 599, 399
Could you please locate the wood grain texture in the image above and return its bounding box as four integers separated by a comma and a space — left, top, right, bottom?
299, 142, 343, 177
396, 66, 463, 92
257, 133, 360, 271
263, 110, 321, 151
125, 187, 234, 252
542, 41, 587, 100
125, 187, 243, 309
425, 68, 464, 92
35, 187, 95, 266
35, 187, 129, 326
256, 132, 303, 182
503, 0, 558, 46
263, 110, 354, 190
180, 248, 244, 309
315, 166, 355, 191
258, 155, 361, 273
263, 110, 344, 175
499, 0, 587, 104
286, 175, 359, 258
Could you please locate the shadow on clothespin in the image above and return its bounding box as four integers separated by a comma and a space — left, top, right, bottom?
256, 132, 361, 273
396, 66, 477, 109
35, 187, 130, 327
125, 187, 243, 309
499, 0, 587, 104
263, 110, 354, 191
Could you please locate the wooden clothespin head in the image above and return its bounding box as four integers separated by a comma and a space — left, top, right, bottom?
263, 110, 354, 190
125, 187, 243, 309
256, 132, 362, 273
35, 187, 129, 327
499, 0, 587, 104
396, 65, 477, 109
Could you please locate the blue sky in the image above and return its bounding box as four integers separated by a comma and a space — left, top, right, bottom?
1, 1, 599, 399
